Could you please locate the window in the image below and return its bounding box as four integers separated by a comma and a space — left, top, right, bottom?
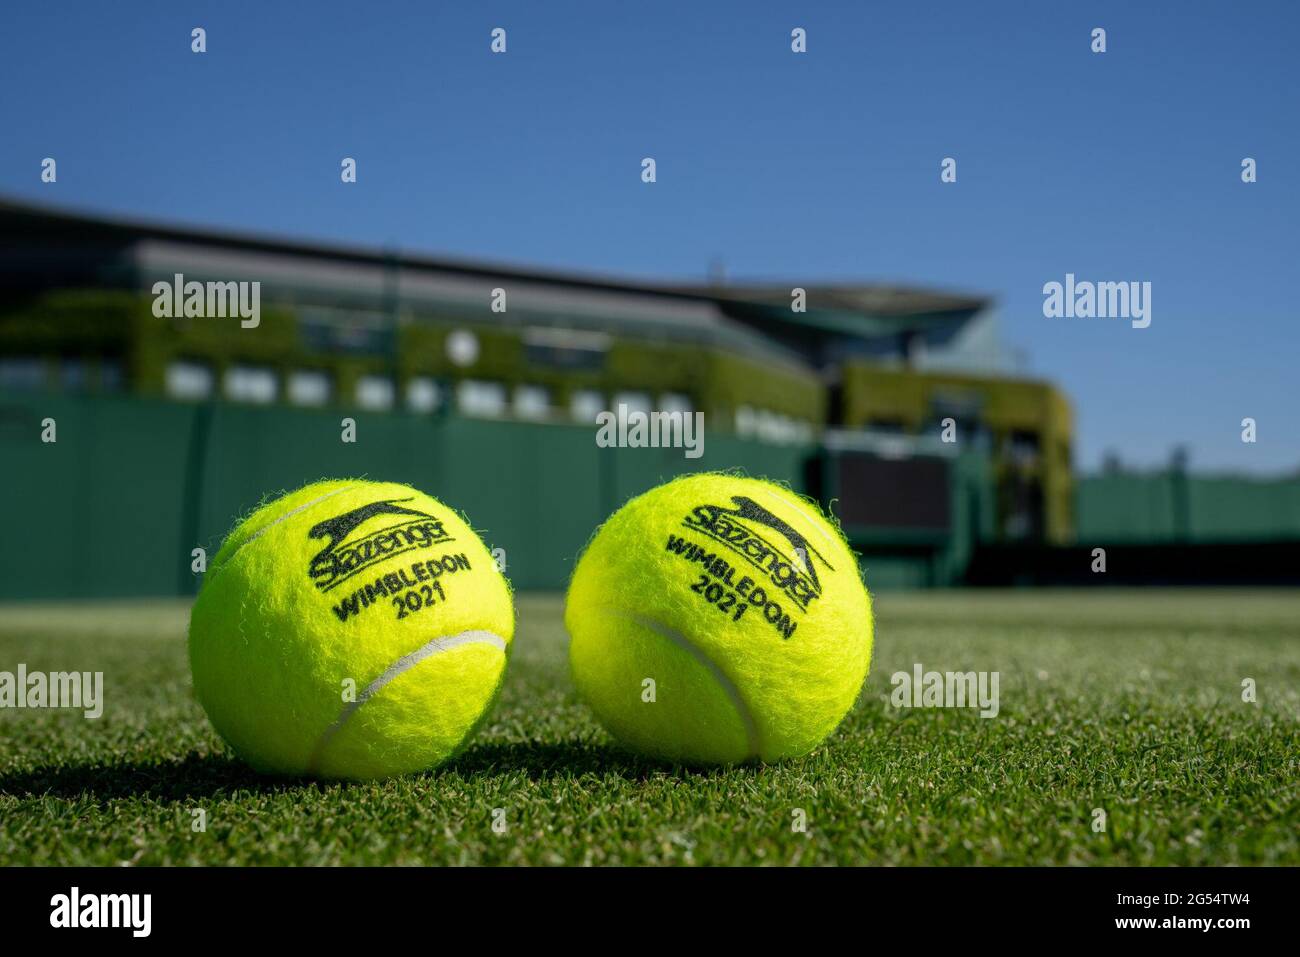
165, 361, 214, 401
926, 416, 991, 451
356, 375, 395, 411
513, 384, 550, 420
1008, 430, 1041, 466
745, 410, 804, 445
0, 357, 45, 392
299, 306, 394, 356
865, 419, 908, 435
60, 359, 88, 393
735, 405, 756, 437
406, 377, 440, 413
224, 364, 277, 404
755, 410, 782, 443
287, 370, 332, 407
99, 361, 124, 393
523, 327, 610, 371
660, 392, 693, 417
569, 389, 605, 424
457, 380, 506, 418
613, 390, 651, 417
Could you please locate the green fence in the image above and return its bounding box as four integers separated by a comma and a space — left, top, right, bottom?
1077, 471, 1300, 543
0, 391, 812, 599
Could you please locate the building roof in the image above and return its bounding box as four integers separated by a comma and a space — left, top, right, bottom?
2, 196, 745, 304
1, 196, 990, 350
0, 196, 806, 371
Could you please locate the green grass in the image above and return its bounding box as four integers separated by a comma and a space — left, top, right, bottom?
1, 589, 1297, 865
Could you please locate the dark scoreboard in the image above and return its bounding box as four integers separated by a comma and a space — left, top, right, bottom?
819, 451, 953, 536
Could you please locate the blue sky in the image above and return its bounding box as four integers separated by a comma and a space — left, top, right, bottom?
3, 1, 1296, 473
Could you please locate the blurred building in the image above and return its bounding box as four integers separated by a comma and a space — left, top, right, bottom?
1, 198, 1074, 595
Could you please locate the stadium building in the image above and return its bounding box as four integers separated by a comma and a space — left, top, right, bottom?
1, 197, 1075, 595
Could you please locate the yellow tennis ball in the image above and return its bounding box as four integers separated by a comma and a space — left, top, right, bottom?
189, 479, 513, 780
565, 473, 873, 764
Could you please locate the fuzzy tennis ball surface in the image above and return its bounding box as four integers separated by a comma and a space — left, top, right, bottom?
566, 473, 873, 765
189, 479, 513, 780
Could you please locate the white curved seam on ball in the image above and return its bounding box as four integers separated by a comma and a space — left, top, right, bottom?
306, 630, 508, 774
617, 611, 762, 760
228, 484, 362, 560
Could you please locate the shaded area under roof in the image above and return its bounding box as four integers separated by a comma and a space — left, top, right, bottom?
2, 195, 996, 385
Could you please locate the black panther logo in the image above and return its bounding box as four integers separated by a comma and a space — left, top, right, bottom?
722, 495, 833, 595
682, 494, 835, 610
307, 498, 452, 591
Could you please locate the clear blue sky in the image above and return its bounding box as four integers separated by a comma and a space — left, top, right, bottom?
3, 1, 1296, 474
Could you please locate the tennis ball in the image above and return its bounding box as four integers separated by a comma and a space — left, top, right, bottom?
566, 473, 873, 765
189, 479, 513, 780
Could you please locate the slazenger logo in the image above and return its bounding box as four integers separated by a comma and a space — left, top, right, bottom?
309, 498, 454, 592
682, 496, 831, 611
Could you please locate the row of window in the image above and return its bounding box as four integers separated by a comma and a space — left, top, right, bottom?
0, 357, 124, 393
165, 361, 699, 424
858, 417, 1054, 465
0, 356, 815, 440
735, 406, 816, 445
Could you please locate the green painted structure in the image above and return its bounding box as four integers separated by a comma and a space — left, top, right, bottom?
0, 392, 812, 600
1077, 469, 1300, 543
